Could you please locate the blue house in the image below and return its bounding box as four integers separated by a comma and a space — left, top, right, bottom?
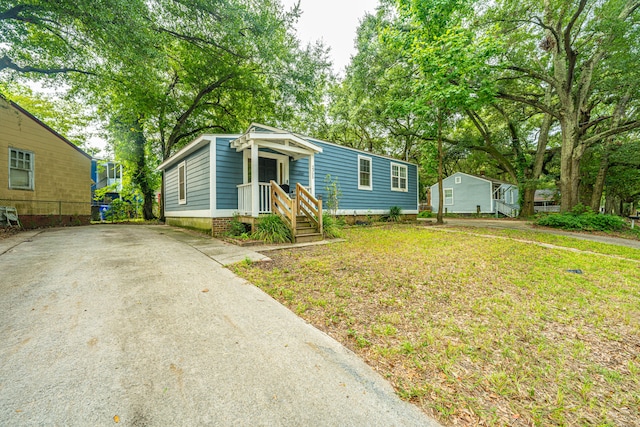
430, 172, 519, 217
157, 124, 418, 240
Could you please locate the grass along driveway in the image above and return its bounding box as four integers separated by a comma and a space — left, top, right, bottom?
232, 225, 640, 426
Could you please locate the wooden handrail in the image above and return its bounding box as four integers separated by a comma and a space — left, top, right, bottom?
296, 183, 323, 235
270, 180, 296, 231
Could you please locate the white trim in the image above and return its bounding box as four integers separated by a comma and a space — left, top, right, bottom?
213, 209, 239, 218
210, 137, 217, 213
178, 161, 187, 204
454, 176, 461, 184
165, 209, 212, 218
358, 155, 372, 191
242, 150, 289, 185
444, 188, 454, 205
8, 147, 35, 190
390, 162, 408, 192
157, 135, 234, 171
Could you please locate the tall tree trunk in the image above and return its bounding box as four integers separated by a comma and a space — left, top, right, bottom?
436, 112, 444, 225
520, 111, 553, 217
131, 119, 156, 220
590, 150, 610, 212
559, 117, 579, 212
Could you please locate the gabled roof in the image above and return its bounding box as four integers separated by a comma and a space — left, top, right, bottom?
230, 123, 322, 159
1, 96, 92, 159
156, 133, 240, 170
451, 172, 515, 186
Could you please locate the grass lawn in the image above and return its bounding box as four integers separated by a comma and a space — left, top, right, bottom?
232, 224, 640, 426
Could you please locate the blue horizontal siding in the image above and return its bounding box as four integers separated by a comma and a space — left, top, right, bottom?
165, 145, 210, 211
216, 137, 243, 210
431, 173, 492, 213
300, 139, 417, 212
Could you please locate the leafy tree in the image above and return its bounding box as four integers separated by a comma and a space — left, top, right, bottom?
381, 0, 500, 223
492, 0, 640, 211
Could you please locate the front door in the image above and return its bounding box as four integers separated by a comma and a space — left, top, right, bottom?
259, 157, 278, 183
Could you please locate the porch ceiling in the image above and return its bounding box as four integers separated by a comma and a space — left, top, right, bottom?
230, 132, 322, 160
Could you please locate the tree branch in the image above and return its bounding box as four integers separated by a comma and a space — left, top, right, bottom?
0, 54, 93, 75
581, 120, 640, 146
497, 91, 560, 118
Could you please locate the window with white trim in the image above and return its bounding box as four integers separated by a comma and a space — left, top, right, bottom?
358, 155, 372, 190
454, 176, 461, 184
9, 148, 34, 190
444, 188, 454, 205
391, 163, 408, 192
178, 161, 187, 204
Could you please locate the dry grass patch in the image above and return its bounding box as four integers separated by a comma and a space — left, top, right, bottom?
232, 225, 640, 426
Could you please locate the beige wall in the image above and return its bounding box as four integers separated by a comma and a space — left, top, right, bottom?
0, 98, 92, 216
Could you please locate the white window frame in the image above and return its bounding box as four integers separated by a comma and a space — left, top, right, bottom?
358, 155, 372, 190
8, 148, 34, 190
178, 161, 187, 205
390, 162, 408, 192
454, 176, 461, 184
444, 188, 454, 205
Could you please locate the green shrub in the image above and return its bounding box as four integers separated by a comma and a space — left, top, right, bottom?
418, 210, 433, 218
322, 213, 343, 238
388, 206, 402, 222
228, 214, 249, 237
252, 214, 292, 243
535, 211, 626, 232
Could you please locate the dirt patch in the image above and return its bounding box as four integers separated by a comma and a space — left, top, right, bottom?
0, 227, 20, 240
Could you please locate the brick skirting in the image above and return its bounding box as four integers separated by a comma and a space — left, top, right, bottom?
18, 215, 91, 229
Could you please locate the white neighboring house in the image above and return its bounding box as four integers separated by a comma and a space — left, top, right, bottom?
430, 172, 520, 217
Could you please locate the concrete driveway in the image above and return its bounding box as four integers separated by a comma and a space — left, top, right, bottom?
0, 225, 438, 426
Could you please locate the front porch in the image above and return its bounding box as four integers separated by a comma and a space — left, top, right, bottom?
230, 126, 324, 242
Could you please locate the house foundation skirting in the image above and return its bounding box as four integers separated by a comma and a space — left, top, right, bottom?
212, 217, 235, 237
17, 214, 91, 229
166, 217, 213, 234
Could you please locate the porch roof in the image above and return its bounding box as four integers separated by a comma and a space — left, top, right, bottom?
230, 123, 322, 160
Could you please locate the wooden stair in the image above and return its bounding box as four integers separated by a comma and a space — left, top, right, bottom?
294, 215, 323, 243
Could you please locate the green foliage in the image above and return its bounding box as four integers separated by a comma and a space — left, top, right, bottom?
322, 213, 343, 239
418, 210, 433, 218
227, 215, 249, 237
388, 206, 402, 222
252, 214, 292, 243
323, 174, 342, 216
536, 211, 626, 232
103, 199, 129, 221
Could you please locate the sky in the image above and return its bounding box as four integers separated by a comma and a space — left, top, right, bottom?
279, 0, 380, 74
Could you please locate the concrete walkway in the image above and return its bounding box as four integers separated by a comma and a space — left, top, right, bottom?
420, 217, 640, 249
0, 225, 438, 427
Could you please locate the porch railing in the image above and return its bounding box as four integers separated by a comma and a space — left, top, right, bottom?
270, 181, 296, 231
237, 182, 272, 215
296, 183, 323, 235
495, 199, 520, 218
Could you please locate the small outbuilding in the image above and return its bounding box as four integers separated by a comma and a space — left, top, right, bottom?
0, 96, 92, 228
430, 172, 519, 217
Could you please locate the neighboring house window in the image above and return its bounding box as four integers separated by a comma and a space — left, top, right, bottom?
358, 156, 372, 190
391, 163, 408, 192
444, 188, 454, 205
178, 161, 187, 204
9, 148, 34, 190
454, 176, 461, 184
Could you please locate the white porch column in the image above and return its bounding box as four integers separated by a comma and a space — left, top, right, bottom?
251, 141, 259, 217
308, 154, 315, 196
